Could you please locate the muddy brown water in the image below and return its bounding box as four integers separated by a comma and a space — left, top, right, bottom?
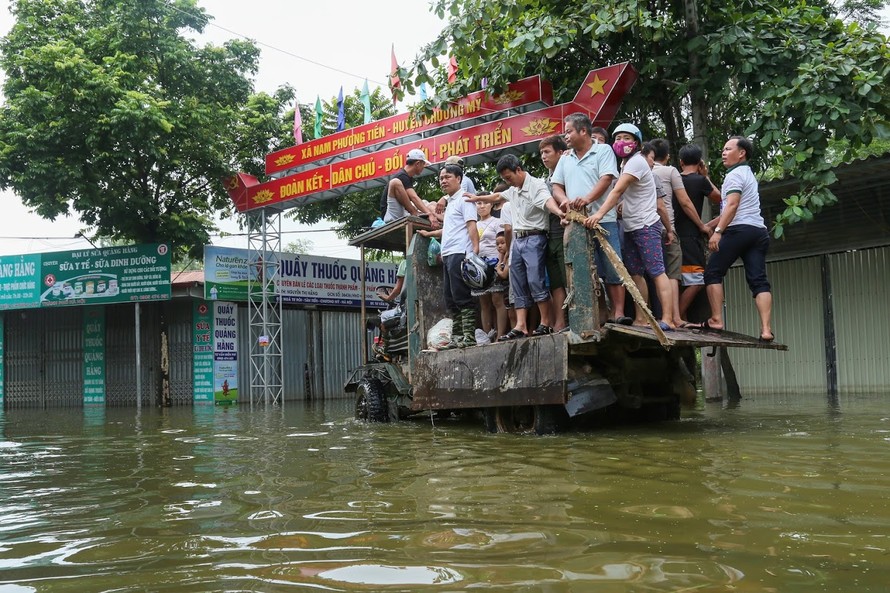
0, 394, 888, 592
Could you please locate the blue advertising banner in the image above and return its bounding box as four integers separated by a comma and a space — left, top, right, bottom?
212, 301, 238, 404
203, 246, 398, 308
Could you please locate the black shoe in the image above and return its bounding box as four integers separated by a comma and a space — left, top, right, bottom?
531, 324, 553, 336
498, 328, 527, 341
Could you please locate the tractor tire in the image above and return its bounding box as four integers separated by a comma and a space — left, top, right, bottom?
355, 379, 388, 423
491, 405, 567, 435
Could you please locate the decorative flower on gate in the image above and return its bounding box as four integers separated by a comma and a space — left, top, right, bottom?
253, 189, 275, 204
274, 154, 296, 167
521, 118, 558, 136
492, 90, 525, 104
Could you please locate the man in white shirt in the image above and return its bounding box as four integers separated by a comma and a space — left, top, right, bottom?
419, 164, 480, 348
551, 112, 625, 323
470, 155, 564, 340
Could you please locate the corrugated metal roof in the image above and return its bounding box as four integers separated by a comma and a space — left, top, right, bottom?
760, 155, 890, 261
171, 270, 204, 286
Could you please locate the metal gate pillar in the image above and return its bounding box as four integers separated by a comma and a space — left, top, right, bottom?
246, 208, 283, 406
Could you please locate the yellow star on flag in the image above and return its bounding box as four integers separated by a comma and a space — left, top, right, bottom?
587, 74, 608, 96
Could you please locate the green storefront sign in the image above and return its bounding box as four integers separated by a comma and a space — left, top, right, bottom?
0, 244, 171, 311
83, 308, 105, 405
0, 313, 5, 407
0, 254, 41, 310
193, 301, 214, 403
40, 244, 171, 307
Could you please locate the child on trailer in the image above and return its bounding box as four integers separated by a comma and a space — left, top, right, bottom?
493, 231, 514, 337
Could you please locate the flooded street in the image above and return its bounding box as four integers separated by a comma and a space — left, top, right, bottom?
1, 394, 888, 592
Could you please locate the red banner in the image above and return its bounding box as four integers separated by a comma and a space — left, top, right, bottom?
264, 75, 553, 175
240, 106, 567, 210
228, 63, 638, 213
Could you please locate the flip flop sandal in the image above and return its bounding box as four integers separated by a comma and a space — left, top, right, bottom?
531, 324, 553, 336
497, 328, 527, 341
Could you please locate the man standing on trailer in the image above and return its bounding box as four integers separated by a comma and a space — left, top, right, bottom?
470, 155, 565, 340
701, 136, 774, 342
382, 148, 436, 222
551, 113, 625, 323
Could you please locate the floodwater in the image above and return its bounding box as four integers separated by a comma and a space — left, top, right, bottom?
0, 394, 888, 592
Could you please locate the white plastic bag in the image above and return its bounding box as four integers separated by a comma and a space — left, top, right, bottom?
475, 328, 491, 345
426, 318, 453, 350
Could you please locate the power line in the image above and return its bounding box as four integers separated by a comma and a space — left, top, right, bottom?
0, 227, 347, 240
165, 2, 388, 88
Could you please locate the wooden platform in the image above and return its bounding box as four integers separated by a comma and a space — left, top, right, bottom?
603, 322, 788, 351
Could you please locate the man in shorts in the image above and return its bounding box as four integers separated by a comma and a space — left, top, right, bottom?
649, 138, 687, 326
702, 136, 774, 342
585, 124, 675, 331
676, 144, 720, 322
539, 135, 570, 332
551, 113, 624, 323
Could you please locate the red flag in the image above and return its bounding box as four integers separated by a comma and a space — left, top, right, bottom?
447, 56, 459, 84
390, 44, 401, 105
293, 101, 303, 145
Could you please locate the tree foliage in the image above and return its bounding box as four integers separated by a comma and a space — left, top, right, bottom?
0, 0, 262, 261
402, 0, 890, 237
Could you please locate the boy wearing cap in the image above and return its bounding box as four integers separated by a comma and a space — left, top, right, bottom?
382, 148, 436, 222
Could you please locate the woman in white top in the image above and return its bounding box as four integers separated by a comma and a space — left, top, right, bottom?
472, 201, 506, 339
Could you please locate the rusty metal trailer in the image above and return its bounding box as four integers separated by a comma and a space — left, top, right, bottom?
345, 217, 785, 434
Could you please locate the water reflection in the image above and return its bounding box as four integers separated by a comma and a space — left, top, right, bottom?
0, 394, 888, 591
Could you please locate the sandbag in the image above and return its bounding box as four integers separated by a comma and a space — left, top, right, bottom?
426, 317, 452, 350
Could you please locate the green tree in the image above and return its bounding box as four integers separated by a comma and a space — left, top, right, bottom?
403, 0, 889, 237
281, 238, 315, 254
0, 0, 261, 260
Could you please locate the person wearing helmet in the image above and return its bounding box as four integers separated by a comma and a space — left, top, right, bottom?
420, 163, 480, 348
584, 123, 675, 331
551, 112, 626, 324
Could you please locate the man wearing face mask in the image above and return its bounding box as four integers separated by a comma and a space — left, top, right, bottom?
551, 112, 626, 324
584, 123, 675, 331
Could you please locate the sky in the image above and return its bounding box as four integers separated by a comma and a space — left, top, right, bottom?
0, 0, 446, 260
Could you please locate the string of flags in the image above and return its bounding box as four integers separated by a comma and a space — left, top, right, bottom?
293, 46, 462, 145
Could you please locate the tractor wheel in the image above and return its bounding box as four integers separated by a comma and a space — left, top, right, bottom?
492, 405, 567, 435
354, 379, 388, 423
